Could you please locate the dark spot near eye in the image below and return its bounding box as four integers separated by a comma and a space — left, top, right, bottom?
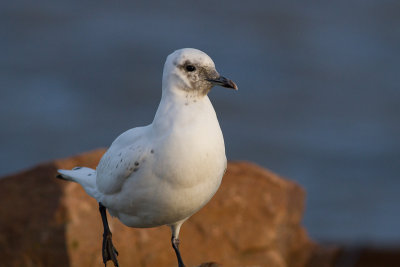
88, 173, 92, 176
185, 102, 189, 106
186, 65, 196, 72
120, 159, 123, 163
151, 149, 154, 154
133, 168, 139, 172
134, 161, 139, 166
73, 167, 81, 170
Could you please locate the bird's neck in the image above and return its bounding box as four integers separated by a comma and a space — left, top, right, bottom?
152, 85, 216, 130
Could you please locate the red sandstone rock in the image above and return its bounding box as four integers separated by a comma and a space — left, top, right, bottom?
0, 149, 319, 267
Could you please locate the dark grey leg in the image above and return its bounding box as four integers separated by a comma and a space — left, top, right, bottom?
171, 236, 185, 267
99, 202, 119, 267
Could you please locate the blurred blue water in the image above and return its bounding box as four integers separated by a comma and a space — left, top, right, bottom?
1, 0, 399, 245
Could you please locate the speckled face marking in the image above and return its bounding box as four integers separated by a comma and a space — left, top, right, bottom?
164, 49, 220, 97
176, 59, 219, 96
163, 48, 237, 99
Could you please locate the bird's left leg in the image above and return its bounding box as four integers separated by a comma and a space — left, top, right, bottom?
99, 202, 119, 267
170, 220, 186, 267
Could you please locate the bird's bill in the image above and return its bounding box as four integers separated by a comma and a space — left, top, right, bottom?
207, 76, 238, 90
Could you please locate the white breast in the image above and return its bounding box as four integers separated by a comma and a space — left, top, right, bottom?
99, 94, 227, 228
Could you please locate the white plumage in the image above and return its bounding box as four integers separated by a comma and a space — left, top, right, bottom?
58, 48, 237, 267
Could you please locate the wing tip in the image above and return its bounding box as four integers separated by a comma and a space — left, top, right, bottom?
56, 173, 69, 181
56, 169, 70, 181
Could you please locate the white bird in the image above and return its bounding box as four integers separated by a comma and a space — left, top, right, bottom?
57, 48, 237, 267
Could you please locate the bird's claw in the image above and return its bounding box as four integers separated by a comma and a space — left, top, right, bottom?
102, 232, 119, 267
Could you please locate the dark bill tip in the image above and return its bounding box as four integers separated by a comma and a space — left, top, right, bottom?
207, 76, 238, 90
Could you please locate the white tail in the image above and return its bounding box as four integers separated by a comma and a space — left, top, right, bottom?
57, 167, 100, 199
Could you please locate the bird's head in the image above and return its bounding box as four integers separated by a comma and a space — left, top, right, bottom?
162, 48, 237, 96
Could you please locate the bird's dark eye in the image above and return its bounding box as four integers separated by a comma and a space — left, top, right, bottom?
185, 65, 196, 72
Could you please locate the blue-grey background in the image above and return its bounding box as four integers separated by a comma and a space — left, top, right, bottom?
1, 1, 399, 245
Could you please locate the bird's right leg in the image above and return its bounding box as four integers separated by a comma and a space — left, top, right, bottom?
171, 236, 185, 267
170, 220, 186, 267
99, 202, 119, 267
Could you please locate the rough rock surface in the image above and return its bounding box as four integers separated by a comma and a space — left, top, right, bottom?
0, 149, 319, 267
